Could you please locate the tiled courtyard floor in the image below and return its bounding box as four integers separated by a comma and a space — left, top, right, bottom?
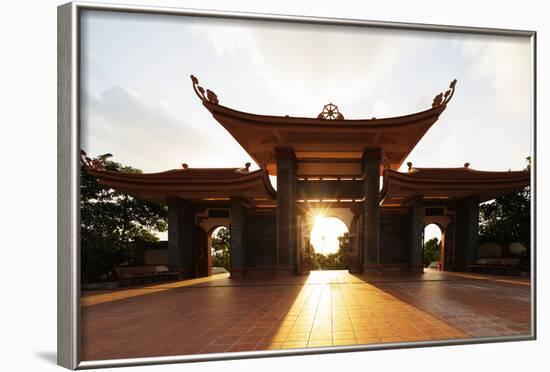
81, 269, 531, 361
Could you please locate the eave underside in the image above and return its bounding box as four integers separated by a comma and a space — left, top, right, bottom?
381, 169, 530, 206
86, 168, 277, 208
208, 105, 444, 177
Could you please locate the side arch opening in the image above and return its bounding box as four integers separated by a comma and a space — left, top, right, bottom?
423, 223, 444, 270
208, 225, 230, 275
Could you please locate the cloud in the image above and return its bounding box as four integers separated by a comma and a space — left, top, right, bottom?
81, 85, 255, 172
189, 19, 437, 118
81, 11, 532, 175
459, 35, 531, 116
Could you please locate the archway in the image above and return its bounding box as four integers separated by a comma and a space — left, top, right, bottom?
309, 216, 350, 270
423, 223, 444, 270
208, 225, 230, 275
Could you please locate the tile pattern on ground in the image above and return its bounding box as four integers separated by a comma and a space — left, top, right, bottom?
81, 269, 531, 360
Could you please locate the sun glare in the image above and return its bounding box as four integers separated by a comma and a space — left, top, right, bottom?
309, 216, 348, 255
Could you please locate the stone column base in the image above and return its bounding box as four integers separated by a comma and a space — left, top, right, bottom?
348, 267, 364, 274
243, 267, 278, 277
228, 266, 300, 278
274, 266, 298, 276
229, 268, 244, 278
179, 270, 196, 279
363, 263, 410, 273
409, 264, 425, 273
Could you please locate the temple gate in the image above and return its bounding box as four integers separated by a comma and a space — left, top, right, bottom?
84, 76, 530, 278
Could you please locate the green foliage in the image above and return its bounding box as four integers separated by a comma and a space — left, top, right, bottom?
423, 237, 441, 267
211, 227, 230, 270
337, 232, 350, 267
479, 187, 530, 250
81, 154, 168, 283
305, 238, 317, 270
479, 157, 531, 254
310, 232, 350, 270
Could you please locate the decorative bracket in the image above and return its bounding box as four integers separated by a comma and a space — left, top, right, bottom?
80, 150, 105, 171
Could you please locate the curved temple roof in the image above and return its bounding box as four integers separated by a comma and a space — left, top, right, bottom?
191, 75, 457, 177
381, 165, 530, 206
83, 156, 276, 208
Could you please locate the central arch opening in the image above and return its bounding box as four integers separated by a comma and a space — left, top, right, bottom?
309, 216, 349, 270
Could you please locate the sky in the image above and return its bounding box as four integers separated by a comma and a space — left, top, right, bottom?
80, 11, 532, 244
310, 217, 349, 255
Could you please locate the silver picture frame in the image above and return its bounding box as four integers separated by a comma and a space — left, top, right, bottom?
57, 1, 537, 369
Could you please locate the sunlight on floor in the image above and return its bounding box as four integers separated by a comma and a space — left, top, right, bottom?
265, 270, 468, 350
81, 272, 230, 307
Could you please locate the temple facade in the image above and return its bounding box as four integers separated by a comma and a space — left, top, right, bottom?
85, 76, 530, 278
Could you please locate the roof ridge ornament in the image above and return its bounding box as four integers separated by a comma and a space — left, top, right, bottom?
190, 75, 219, 105
236, 162, 252, 174
80, 150, 106, 171
432, 79, 458, 108
317, 103, 345, 120
406, 161, 419, 173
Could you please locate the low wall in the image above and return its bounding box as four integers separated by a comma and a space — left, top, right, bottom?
144, 249, 168, 265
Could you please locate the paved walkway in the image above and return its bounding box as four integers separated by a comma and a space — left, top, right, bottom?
81, 269, 531, 361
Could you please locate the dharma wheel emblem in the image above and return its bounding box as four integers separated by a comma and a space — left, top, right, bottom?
317, 103, 344, 120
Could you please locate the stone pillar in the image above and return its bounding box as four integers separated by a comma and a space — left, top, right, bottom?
409, 197, 424, 273
167, 197, 196, 277
296, 214, 304, 275
362, 147, 381, 270
455, 196, 480, 271
275, 147, 297, 274
357, 214, 364, 270
347, 214, 359, 273
230, 198, 246, 278
348, 205, 362, 273
444, 220, 456, 270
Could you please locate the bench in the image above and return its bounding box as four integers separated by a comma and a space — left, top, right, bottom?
467, 258, 490, 272
115, 265, 180, 286
468, 258, 521, 275
152, 265, 180, 282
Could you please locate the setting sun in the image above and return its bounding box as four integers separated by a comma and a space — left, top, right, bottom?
309, 216, 349, 255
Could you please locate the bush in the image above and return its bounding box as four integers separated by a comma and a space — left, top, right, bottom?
423, 237, 441, 267
211, 227, 230, 270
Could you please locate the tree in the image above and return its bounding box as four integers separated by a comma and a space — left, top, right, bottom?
423, 237, 441, 267
337, 232, 350, 268
211, 227, 230, 270
478, 157, 531, 256
81, 153, 168, 283
310, 232, 350, 270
